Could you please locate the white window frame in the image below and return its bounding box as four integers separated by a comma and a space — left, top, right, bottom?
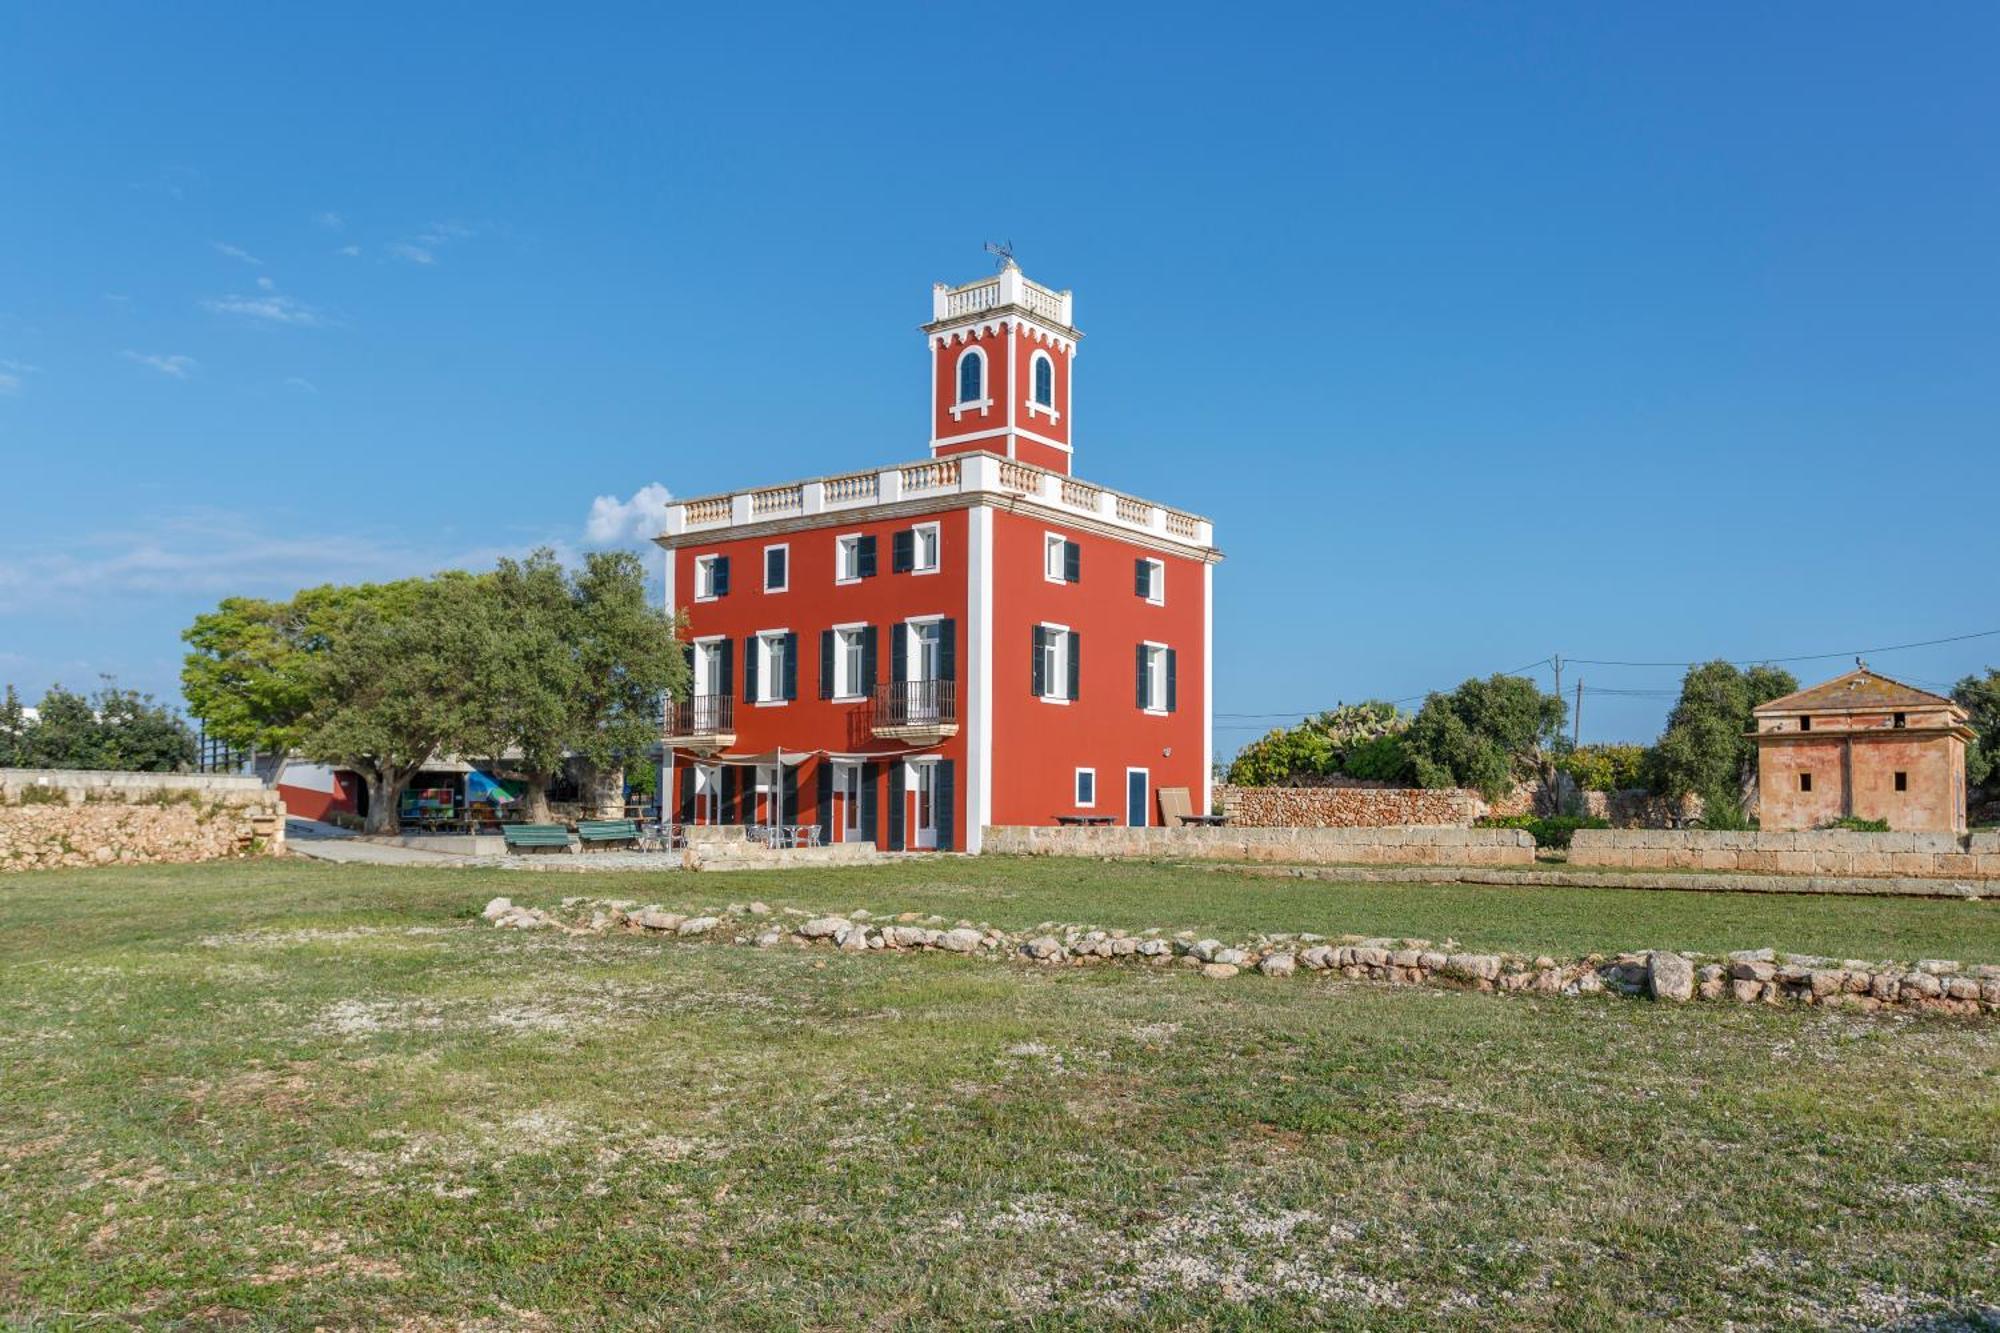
754, 629, 790, 707
903, 614, 944, 683
1075, 767, 1096, 808
693, 553, 721, 602
1043, 532, 1069, 585
832, 760, 862, 841
831, 622, 867, 702
950, 345, 992, 420
1140, 641, 1169, 715
1026, 349, 1060, 421
1141, 557, 1165, 606
908, 757, 941, 849
762, 542, 789, 593
693, 763, 722, 824
835, 532, 864, 585
691, 635, 726, 696
1038, 621, 1072, 705
910, 521, 941, 576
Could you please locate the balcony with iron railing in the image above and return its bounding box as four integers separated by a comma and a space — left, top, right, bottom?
662, 694, 736, 752
870, 679, 958, 742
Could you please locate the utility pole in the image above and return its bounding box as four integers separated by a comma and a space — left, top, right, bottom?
1573, 679, 1584, 750
1551, 654, 1562, 724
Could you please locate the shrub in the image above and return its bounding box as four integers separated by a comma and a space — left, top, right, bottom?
15, 784, 69, 806
1817, 815, 1890, 833
1476, 813, 1609, 850
1558, 743, 1650, 793
1226, 701, 1411, 787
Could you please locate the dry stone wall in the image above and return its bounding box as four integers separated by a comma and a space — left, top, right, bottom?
1570, 828, 2000, 880
983, 823, 1536, 867
0, 769, 285, 873
1217, 784, 1480, 827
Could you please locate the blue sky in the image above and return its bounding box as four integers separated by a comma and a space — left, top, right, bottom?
2, 2, 1996, 752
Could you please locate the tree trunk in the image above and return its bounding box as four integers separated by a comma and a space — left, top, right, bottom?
360, 767, 414, 836
518, 775, 552, 824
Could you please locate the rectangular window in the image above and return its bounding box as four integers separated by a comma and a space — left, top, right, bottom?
1044, 533, 1079, 584
1075, 768, 1096, 808
753, 631, 794, 704
833, 627, 866, 699
694, 553, 728, 600
1033, 624, 1077, 702
1895, 771, 1908, 792
1136, 557, 1165, 604
1893, 712, 1907, 729
912, 522, 940, 574
1799, 772, 1813, 793
836, 533, 877, 582
1799, 716, 1812, 732
763, 544, 788, 592
1135, 642, 1177, 713
692, 638, 727, 696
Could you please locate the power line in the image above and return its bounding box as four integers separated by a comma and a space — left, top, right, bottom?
1569, 627, 2000, 669
1213, 657, 1551, 719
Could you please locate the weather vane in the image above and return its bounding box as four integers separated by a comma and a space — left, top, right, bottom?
983, 240, 1017, 270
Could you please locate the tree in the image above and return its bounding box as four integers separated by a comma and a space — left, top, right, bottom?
88, 683, 197, 771
0, 680, 194, 772
1953, 668, 2000, 795
1224, 701, 1410, 787
0, 685, 24, 767
1403, 674, 1566, 800
1558, 743, 1650, 793
563, 550, 687, 816
1648, 660, 1797, 820
457, 552, 586, 823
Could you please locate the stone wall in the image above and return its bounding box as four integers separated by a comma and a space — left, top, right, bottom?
1575, 788, 1703, 829
983, 823, 1536, 867
1217, 784, 1480, 827
1569, 828, 2000, 880
0, 769, 286, 873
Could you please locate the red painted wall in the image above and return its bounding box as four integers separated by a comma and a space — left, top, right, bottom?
986, 509, 1207, 828
672, 509, 971, 847
930, 326, 1073, 471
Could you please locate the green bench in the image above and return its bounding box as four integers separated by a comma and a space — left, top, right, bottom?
501, 823, 573, 853
576, 818, 640, 850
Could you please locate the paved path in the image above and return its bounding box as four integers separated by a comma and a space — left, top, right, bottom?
285, 819, 684, 872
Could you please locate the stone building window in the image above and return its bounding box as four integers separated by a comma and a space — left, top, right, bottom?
1895, 771, 1908, 792
1893, 712, 1907, 728
1799, 773, 1813, 793
1799, 717, 1812, 732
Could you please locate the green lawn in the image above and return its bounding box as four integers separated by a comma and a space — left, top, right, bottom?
2, 859, 1996, 1329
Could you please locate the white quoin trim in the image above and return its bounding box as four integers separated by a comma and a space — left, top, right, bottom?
1202, 560, 1214, 817
966, 505, 994, 852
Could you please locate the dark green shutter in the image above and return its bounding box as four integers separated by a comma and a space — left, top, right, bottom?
890, 621, 908, 685
887, 763, 905, 851
817, 761, 833, 844
1063, 540, 1080, 583
1067, 631, 1081, 701
935, 760, 955, 851
857, 534, 877, 578
1031, 626, 1047, 696
1166, 647, 1178, 714
1135, 558, 1149, 597
782, 632, 798, 701
718, 638, 734, 699
1135, 643, 1149, 708
678, 764, 694, 823
819, 630, 835, 699
766, 547, 784, 589
713, 556, 730, 596
891, 529, 914, 573
860, 762, 878, 845
938, 618, 956, 682
743, 635, 757, 701
782, 766, 798, 825
721, 765, 739, 825
861, 625, 878, 692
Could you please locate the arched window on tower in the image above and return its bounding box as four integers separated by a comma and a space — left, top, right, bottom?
956, 348, 985, 405
1032, 352, 1054, 408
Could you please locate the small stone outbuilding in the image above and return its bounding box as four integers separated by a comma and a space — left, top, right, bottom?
1752, 667, 1974, 833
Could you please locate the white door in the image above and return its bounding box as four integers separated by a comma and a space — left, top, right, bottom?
908, 622, 941, 722
911, 762, 939, 849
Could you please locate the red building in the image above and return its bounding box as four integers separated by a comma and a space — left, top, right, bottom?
655, 260, 1221, 852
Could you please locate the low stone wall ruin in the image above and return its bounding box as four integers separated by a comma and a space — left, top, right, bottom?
982, 823, 1536, 867
1569, 828, 2000, 880
0, 769, 286, 873
1216, 784, 1480, 827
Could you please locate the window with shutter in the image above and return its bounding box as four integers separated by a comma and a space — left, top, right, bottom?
712, 556, 730, 597
819, 630, 835, 699
857, 535, 877, 578
938, 618, 956, 682
1135, 558, 1149, 597
891, 529, 913, 573
1166, 647, 1178, 713
887, 762, 906, 851
1067, 630, 1081, 701
782, 632, 799, 701
743, 635, 758, 701
860, 762, 878, 844
763, 545, 788, 592
1135, 643, 1149, 708
861, 625, 878, 692
1063, 540, 1080, 583
935, 760, 955, 851
1031, 626, 1047, 697
891, 620, 908, 686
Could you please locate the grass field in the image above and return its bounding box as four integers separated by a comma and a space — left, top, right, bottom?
2, 858, 1996, 1329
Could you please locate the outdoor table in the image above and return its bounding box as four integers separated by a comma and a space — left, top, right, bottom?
1178, 814, 1229, 827
1055, 814, 1116, 827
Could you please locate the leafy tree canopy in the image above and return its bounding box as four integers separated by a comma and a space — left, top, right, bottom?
1557, 742, 1650, 793
1225, 701, 1411, 787
1403, 674, 1566, 800
1953, 667, 2000, 793
1648, 660, 1797, 816
0, 679, 196, 772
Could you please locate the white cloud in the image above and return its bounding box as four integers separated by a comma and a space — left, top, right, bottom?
585, 483, 673, 545
389, 221, 478, 265
0, 511, 538, 614
256, 275, 276, 291
336, 244, 361, 258
201, 291, 322, 327
0, 359, 40, 395
284, 376, 317, 393
123, 351, 197, 379
388, 242, 434, 265
317, 211, 345, 230
213, 241, 263, 266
